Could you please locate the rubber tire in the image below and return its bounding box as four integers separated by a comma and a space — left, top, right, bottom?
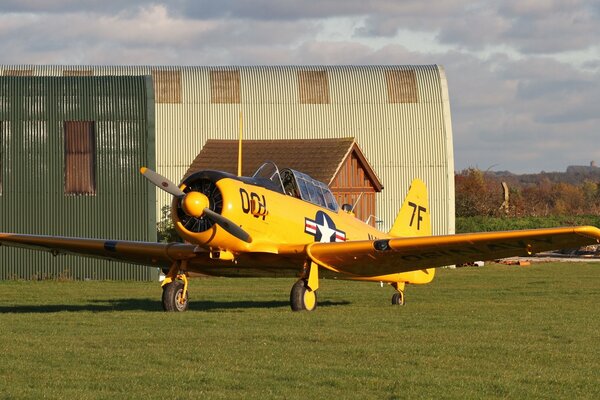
162, 280, 189, 312
290, 280, 317, 311
391, 292, 405, 306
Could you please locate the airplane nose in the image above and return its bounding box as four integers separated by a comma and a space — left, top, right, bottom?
181, 192, 210, 218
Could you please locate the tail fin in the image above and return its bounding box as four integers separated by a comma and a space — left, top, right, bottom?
389, 179, 431, 237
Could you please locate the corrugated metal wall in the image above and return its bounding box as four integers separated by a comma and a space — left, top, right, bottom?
0, 65, 454, 236
0, 76, 157, 280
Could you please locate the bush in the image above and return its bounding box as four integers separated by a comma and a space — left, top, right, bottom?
156, 205, 181, 243
456, 215, 600, 233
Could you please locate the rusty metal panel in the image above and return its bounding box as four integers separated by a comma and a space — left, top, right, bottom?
152, 70, 182, 104
385, 70, 418, 103
64, 121, 96, 195
4, 69, 33, 76
0, 121, 4, 195
64, 70, 93, 77
0, 76, 157, 280
298, 70, 329, 104
210, 70, 241, 104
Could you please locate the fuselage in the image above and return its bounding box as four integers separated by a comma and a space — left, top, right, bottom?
172, 168, 434, 285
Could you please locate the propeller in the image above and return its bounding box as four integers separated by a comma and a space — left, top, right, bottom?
140, 167, 252, 243
140, 167, 184, 197
204, 208, 252, 243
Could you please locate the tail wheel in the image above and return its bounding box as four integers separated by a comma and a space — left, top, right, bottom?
162, 280, 189, 312
290, 280, 317, 311
391, 291, 405, 306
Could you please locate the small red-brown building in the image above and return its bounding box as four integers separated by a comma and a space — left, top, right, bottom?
185, 138, 383, 225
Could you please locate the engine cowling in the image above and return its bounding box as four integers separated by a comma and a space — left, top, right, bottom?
175, 173, 223, 234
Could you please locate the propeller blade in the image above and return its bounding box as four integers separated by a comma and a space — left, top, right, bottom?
203, 208, 252, 243
140, 167, 185, 197
140, 166, 251, 243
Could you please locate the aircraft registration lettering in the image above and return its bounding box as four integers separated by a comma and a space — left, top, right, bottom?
389, 247, 482, 262
367, 233, 382, 241
408, 201, 427, 230
486, 242, 524, 251
239, 188, 267, 220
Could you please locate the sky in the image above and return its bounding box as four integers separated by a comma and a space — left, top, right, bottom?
0, 0, 598, 174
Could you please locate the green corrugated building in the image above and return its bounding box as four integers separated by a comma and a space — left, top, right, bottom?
0, 76, 157, 280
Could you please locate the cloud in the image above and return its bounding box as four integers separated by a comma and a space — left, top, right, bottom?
0, 0, 153, 15
499, 1, 600, 54
352, 1, 599, 55
446, 53, 600, 172
0, 1, 598, 173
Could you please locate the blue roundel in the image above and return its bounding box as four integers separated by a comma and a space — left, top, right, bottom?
304, 211, 346, 243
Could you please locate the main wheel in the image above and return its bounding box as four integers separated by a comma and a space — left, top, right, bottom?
162, 280, 189, 312
391, 291, 405, 306
290, 280, 317, 311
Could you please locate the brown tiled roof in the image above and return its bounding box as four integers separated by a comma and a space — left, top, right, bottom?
184, 138, 381, 190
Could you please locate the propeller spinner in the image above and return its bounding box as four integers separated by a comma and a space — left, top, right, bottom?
140, 167, 252, 243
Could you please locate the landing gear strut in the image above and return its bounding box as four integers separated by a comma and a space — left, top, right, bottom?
290, 261, 319, 311
391, 282, 405, 306
161, 261, 190, 312
162, 279, 189, 312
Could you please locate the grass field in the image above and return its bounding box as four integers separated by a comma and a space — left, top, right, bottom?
1, 262, 599, 399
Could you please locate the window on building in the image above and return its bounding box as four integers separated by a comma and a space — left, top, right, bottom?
298, 70, 330, 104
64, 121, 96, 195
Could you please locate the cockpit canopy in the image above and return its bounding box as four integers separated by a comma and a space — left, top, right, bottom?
252, 162, 339, 212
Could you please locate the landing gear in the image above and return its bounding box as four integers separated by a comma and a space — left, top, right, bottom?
391, 291, 405, 306
290, 261, 320, 311
391, 282, 405, 306
290, 280, 317, 311
161, 261, 190, 312
162, 280, 189, 312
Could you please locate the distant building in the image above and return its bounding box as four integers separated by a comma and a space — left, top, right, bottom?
0, 65, 454, 280
566, 163, 600, 175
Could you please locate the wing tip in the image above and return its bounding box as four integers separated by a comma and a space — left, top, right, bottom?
574, 225, 600, 240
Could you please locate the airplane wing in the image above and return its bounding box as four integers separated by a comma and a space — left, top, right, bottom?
2, 226, 599, 278
0, 233, 201, 268
306, 226, 600, 277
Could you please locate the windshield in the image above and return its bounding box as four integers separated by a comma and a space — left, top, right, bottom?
281, 168, 339, 212
252, 162, 284, 193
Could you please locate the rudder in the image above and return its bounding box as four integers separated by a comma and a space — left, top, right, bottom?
388, 179, 435, 284
389, 179, 431, 237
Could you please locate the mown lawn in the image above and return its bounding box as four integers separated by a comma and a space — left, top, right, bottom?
0, 262, 598, 399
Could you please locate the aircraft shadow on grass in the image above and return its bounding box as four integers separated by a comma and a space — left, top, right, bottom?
0, 299, 351, 313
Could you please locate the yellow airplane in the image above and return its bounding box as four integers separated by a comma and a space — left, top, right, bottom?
1, 162, 599, 312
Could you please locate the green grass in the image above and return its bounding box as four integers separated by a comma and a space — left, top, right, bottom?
1, 263, 599, 399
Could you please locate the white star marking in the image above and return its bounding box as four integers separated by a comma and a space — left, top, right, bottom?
316, 217, 337, 243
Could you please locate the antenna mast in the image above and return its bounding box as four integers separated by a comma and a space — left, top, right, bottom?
237, 111, 243, 176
